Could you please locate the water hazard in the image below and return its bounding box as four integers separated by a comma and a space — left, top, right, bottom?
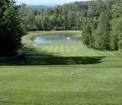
33, 34, 80, 44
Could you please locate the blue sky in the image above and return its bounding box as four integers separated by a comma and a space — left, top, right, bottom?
16, 0, 88, 6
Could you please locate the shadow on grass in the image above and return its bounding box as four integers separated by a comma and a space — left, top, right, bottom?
0, 47, 105, 65
0, 56, 104, 65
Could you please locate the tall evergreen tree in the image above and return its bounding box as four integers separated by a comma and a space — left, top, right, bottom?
0, 0, 24, 56
94, 10, 111, 50
111, 16, 122, 49
82, 21, 93, 47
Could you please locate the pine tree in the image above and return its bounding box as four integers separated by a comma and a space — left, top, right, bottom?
0, 0, 24, 56
82, 20, 94, 47
111, 16, 122, 49
94, 10, 111, 50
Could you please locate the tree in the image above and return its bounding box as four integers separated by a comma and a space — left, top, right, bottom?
82, 20, 94, 47
0, 0, 24, 56
110, 0, 122, 50
111, 16, 122, 49
94, 10, 111, 50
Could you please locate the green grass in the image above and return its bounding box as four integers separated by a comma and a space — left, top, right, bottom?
0, 31, 122, 105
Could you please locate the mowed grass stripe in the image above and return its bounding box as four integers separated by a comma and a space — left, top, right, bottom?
56, 44, 65, 56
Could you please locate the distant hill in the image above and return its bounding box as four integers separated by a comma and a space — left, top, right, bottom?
28, 5, 55, 9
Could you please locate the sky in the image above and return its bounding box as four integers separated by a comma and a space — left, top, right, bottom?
15, 0, 89, 6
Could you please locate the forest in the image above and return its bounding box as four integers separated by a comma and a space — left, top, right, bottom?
19, 0, 122, 51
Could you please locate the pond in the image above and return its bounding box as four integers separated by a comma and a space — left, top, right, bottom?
33, 34, 81, 44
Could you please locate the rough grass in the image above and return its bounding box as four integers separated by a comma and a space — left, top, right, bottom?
0, 31, 122, 105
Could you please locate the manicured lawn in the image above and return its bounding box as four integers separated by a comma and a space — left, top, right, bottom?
0, 31, 122, 105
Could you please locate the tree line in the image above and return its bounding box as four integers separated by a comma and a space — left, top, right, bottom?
19, 3, 84, 31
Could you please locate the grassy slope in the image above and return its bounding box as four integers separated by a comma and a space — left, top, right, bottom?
0, 31, 122, 105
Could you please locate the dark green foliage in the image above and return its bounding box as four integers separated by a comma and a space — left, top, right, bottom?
0, 0, 24, 56
82, 21, 94, 47
94, 10, 111, 50
81, 0, 122, 51
112, 16, 122, 49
